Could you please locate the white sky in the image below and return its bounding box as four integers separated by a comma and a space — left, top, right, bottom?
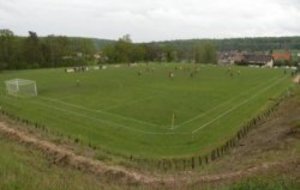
1, 0, 300, 42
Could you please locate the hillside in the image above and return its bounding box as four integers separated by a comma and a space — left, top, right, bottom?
146, 36, 300, 51
65, 36, 300, 51
69, 37, 115, 50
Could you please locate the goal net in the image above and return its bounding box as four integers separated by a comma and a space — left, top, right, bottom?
5, 79, 38, 97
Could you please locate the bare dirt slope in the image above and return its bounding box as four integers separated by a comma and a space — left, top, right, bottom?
0, 122, 156, 185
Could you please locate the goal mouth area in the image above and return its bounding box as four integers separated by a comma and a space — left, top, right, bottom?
5, 78, 38, 97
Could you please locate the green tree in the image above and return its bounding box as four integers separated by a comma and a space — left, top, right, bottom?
41, 35, 71, 67
69, 38, 96, 65
103, 34, 145, 64
194, 43, 217, 64
143, 43, 161, 62
0, 29, 15, 70
130, 44, 146, 62
22, 31, 44, 68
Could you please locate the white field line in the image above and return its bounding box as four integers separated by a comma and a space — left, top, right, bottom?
0, 75, 286, 136
101, 94, 159, 111
38, 96, 159, 128
29, 100, 190, 135
192, 76, 288, 134
174, 76, 280, 129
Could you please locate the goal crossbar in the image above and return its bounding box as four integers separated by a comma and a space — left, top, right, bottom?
5, 78, 38, 97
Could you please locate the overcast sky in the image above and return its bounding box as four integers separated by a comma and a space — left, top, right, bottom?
1, 0, 300, 42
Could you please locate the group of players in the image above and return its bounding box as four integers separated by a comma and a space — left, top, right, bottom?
137, 65, 202, 79
136, 65, 245, 79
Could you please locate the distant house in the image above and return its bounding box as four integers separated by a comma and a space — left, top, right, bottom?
94, 53, 101, 60
272, 52, 292, 65
218, 51, 275, 67
232, 53, 244, 63
218, 51, 244, 65
242, 54, 273, 67
218, 52, 231, 65
76, 52, 83, 57
218, 52, 233, 65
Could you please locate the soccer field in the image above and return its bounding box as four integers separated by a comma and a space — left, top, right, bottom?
0, 64, 293, 158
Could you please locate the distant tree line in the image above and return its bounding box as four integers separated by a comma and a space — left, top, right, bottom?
2, 28, 300, 70
102, 35, 300, 64
0, 29, 96, 70
102, 34, 217, 64
154, 37, 300, 52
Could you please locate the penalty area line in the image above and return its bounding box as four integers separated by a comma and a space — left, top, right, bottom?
174, 76, 280, 129
31, 100, 189, 135
38, 96, 159, 128
191, 76, 288, 134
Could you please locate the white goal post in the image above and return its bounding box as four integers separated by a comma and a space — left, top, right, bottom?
5, 79, 38, 97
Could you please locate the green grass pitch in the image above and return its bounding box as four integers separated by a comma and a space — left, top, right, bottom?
0, 64, 293, 158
